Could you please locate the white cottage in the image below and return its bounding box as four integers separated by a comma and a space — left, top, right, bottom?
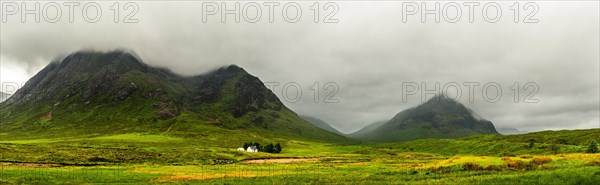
237, 148, 245, 151
246, 146, 258, 152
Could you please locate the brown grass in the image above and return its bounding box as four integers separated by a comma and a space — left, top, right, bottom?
505, 159, 528, 170
520, 155, 533, 159
586, 160, 600, 166
529, 157, 552, 166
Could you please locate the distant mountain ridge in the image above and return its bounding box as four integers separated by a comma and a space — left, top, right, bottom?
347, 120, 388, 139
350, 95, 499, 142
0, 50, 346, 141
300, 115, 343, 135
496, 127, 526, 135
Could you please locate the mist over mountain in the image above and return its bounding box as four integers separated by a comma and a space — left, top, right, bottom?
300, 115, 343, 135
346, 120, 388, 139
350, 95, 499, 142
496, 127, 526, 135
0, 51, 346, 141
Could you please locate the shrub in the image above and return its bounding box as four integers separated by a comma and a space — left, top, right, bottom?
527, 139, 536, 148
461, 162, 483, 171
585, 160, 600, 166
530, 157, 552, 166
586, 140, 598, 153
520, 155, 533, 159
505, 159, 527, 170
550, 144, 560, 154
428, 165, 454, 173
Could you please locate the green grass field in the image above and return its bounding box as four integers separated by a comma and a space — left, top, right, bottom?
1, 129, 599, 184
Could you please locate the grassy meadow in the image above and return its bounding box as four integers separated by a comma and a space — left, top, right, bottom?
1, 129, 599, 184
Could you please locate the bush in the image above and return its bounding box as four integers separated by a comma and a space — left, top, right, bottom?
520, 155, 533, 159
550, 144, 560, 154
461, 162, 483, 171
585, 160, 600, 166
586, 140, 598, 153
505, 159, 527, 170
527, 139, 536, 148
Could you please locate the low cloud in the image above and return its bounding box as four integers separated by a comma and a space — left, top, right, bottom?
1, 1, 598, 133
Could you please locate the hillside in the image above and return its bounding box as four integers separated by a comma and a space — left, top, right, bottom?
353, 95, 499, 142
384, 128, 600, 156
300, 115, 344, 135
0, 50, 346, 142
466, 128, 600, 146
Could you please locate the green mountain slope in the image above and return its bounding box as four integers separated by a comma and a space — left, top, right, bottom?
0, 50, 347, 142
300, 115, 343, 135
356, 95, 498, 142
466, 128, 600, 146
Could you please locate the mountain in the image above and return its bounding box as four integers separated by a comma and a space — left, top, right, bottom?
496, 127, 525, 135
346, 120, 388, 139
352, 95, 498, 142
300, 115, 343, 135
0, 92, 11, 102
0, 50, 346, 141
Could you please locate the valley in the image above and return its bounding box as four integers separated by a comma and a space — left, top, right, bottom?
0, 129, 599, 184
0, 51, 598, 184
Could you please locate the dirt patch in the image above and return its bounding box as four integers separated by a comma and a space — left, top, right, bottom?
242, 157, 322, 163
153, 172, 280, 182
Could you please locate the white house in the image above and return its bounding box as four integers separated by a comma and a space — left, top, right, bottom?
237, 148, 245, 151
246, 146, 258, 152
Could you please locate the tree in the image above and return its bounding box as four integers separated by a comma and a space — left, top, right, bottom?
265, 143, 275, 153
274, 143, 282, 153
254, 142, 261, 151
586, 140, 598, 153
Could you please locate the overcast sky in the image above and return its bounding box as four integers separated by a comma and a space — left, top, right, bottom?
1, 1, 598, 133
